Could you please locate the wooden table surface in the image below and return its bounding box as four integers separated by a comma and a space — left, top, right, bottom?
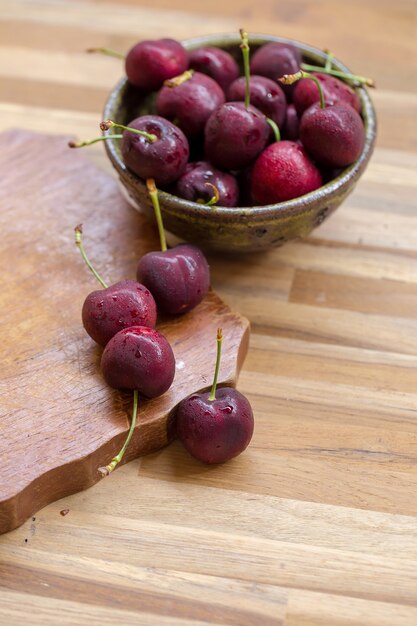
1, 1, 417, 624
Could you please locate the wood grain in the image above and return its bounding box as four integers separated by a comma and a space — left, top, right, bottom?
0, 130, 249, 534
0, 0, 417, 624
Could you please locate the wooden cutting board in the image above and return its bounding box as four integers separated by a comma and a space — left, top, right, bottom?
0, 130, 250, 535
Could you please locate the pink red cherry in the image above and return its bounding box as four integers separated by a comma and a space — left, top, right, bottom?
250, 140, 322, 204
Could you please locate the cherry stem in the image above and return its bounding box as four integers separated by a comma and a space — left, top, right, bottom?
86, 47, 125, 60
68, 134, 123, 149
146, 179, 167, 252
300, 63, 375, 87
197, 183, 220, 206
278, 70, 325, 109
324, 49, 334, 71
164, 69, 194, 87
266, 117, 281, 142
208, 328, 223, 401
100, 119, 157, 143
98, 389, 138, 476
239, 28, 251, 109
74, 225, 108, 288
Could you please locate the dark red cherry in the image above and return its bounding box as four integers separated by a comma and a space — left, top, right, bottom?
204, 102, 270, 171
82, 280, 157, 347
293, 72, 362, 116
137, 244, 210, 315
251, 140, 323, 204
156, 71, 225, 139
300, 102, 365, 167
125, 38, 188, 91
172, 161, 239, 207
250, 42, 301, 99
101, 326, 175, 397
121, 115, 189, 186
176, 329, 254, 464
227, 75, 287, 128
176, 388, 254, 464
188, 46, 240, 91
281, 103, 300, 140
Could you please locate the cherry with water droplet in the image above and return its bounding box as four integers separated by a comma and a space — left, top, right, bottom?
176, 328, 254, 464
75, 225, 157, 346
280, 71, 365, 169
101, 326, 175, 396
300, 101, 365, 167
250, 140, 322, 204
69, 117, 190, 187
98, 327, 175, 476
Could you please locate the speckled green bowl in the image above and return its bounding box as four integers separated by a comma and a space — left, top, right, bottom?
103, 33, 376, 253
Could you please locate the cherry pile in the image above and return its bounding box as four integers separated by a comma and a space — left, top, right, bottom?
75, 184, 253, 473
79, 30, 374, 207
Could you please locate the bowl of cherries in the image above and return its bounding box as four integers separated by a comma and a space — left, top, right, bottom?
79, 31, 376, 253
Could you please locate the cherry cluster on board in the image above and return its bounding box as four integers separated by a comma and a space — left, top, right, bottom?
79, 30, 373, 207
75, 210, 254, 475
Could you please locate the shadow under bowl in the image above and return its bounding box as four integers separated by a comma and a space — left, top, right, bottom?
103, 33, 377, 253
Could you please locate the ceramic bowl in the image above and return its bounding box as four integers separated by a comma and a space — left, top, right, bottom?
103, 33, 377, 253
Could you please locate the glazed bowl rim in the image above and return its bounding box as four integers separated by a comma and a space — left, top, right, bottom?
103, 32, 377, 221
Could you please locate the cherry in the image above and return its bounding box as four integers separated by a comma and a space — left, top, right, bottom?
188, 46, 240, 92
281, 103, 300, 140
250, 140, 322, 204
176, 329, 254, 464
98, 325, 175, 476
156, 70, 225, 140
69, 117, 189, 187
280, 70, 365, 168
125, 38, 188, 91
75, 226, 157, 346
250, 42, 301, 98
227, 75, 287, 128
204, 32, 270, 171
205, 102, 269, 171
136, 180, 210, 314
293, 72, 362, 116
116, 116, 190, 186
300, 102, 365, 167
101, 325, 175, 395
172, 161, 239, 207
